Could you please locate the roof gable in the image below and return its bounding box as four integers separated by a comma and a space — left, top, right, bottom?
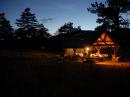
93, 32, 115, 47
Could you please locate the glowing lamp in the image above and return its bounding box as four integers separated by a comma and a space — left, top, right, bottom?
86, 47, 89, 51
85, 47, 90, 55
85, 47, 90, 51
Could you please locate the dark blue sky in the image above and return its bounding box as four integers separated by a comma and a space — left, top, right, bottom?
0, 0, 105, 34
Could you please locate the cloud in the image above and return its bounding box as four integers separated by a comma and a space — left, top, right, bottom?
41, 18, 54, 23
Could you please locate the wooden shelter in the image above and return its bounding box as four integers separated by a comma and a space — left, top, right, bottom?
64, 30, 119, 61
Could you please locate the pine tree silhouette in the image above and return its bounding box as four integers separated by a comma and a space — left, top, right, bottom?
0, 13, 13, 40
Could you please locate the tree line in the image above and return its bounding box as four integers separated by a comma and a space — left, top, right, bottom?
0, 0, 130, 50
0, 8, 81, 49
0, 8, 51, 41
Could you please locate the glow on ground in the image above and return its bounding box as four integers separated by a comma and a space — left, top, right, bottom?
96, 61, 130, 69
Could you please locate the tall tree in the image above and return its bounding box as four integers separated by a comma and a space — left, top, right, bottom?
15, 8, 39, 39
51, 22, 81, 51
58, 22, 74, 35
15, 8, 50, 40
56, 22, 81, 35
35, 24, 51, 40
88, 0, 130, 31
16, 8, 38, 29
0, 13, 13, 40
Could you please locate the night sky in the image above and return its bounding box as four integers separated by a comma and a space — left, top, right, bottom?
0, 0, 105, 34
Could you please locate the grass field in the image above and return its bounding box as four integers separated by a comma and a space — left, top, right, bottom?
1, 49, 130, 97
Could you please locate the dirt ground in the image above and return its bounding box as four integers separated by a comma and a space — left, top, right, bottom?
1, 50, 130, 97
